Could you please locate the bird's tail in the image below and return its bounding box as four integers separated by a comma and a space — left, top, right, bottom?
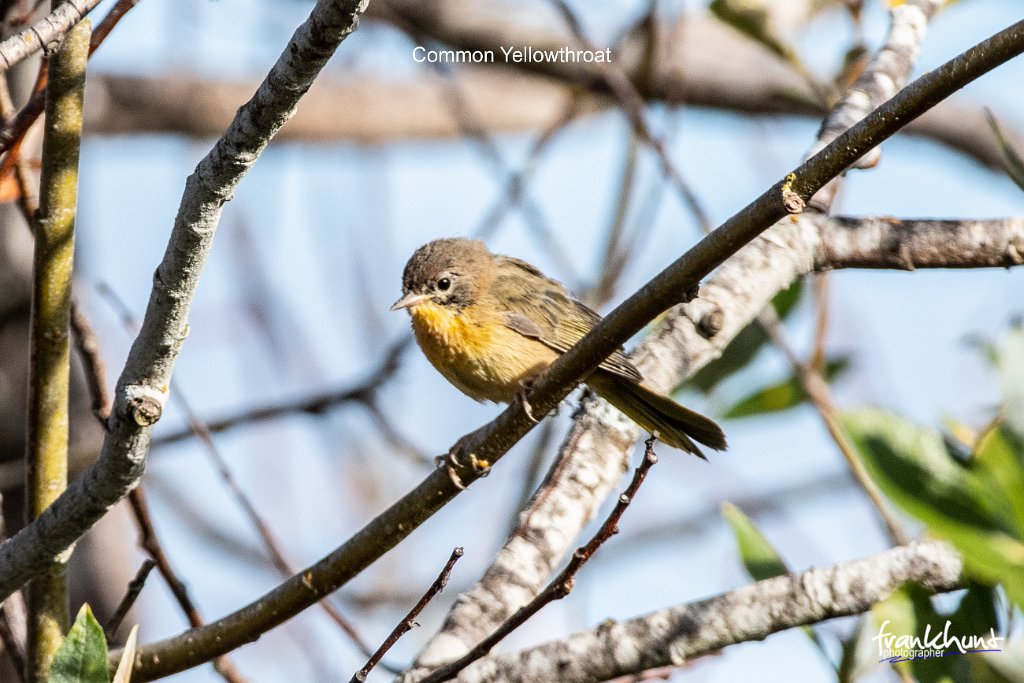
589, 373, 727, 459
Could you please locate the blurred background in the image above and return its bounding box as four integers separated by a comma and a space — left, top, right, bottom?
1, 0, 1023, 680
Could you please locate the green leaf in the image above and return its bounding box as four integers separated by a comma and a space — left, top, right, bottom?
721, 501, 788, 581
972, 426, 1024, 538
686, 280, 804, 394
985, 109, 1024, 193
709, 0, 801, 67
771, 277, 805, 319
841, 409, 1024, 607
48, 604, 109, 683
721, 502, 835, 662
837, 615, 881, 683
948, 583, 1000, 640
722, 356, 850, 418
992, 321, 1024, 440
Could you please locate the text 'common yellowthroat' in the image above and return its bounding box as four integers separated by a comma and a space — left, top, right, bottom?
391, 238, 726, 458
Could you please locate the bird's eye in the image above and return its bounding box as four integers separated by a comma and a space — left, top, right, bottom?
437, 277, 451, 291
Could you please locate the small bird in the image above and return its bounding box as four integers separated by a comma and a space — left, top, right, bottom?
391, 238, 726, 458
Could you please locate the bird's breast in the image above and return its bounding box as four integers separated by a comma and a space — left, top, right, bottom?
407, 301, 555, 403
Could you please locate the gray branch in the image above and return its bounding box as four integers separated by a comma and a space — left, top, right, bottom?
407, 1, 948, 672
818, 216, 1024, 270
453, 541, 962, 683
0, 0, 102, 72
0, 0, 369, 600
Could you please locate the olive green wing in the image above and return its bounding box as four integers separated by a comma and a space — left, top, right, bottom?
495, 256, 644, 383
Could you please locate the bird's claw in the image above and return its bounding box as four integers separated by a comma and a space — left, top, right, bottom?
516, 379, 539, 423
437, 432, 492, 489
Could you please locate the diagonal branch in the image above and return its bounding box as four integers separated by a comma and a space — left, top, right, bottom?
0, 0, 369, 601
120, 18, 1024, 682
0, 0, 100, 72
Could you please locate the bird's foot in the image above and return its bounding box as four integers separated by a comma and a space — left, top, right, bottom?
436, 428, 492, 489
516, 378, 539, 423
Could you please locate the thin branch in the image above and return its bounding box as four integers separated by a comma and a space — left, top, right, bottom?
807, 1, 943, 211
24, 16, 90, 681
447, 541, 962, 683
103, 559, 155, 642
0, 595, 27, 683
127, 487, 246, 683
0, 0, 369, 604
0, 0, 145, 157
417, 441, 659, 683
0, 0, 99, 72
114, 19, 1024, 681
549, 0, 711, 232
755, 307, 909, 544
0, 30, 113, 434
351, 548, 464, 683
809, 274, 828, 374
151, 335, 412, 447
473, 89, 585, 241
0, 497, 26, 683
69, 299, 110, 422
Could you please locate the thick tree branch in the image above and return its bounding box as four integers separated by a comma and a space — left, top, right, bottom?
450, 541, 963, 683
0, 0, 369, 602
24, 16, 90, 682
117, 18, 1024, 682
817, 216, 1024, 270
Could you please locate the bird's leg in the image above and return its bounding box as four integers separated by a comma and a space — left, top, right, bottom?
436, 426, 492, 489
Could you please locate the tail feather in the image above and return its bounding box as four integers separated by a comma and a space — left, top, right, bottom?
589, 373, 727, 458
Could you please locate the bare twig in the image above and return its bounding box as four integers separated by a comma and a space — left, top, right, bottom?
0, 1, 135, 438
0, 601, 26, 683
0, 0, 100, 73
416, 440, 659, 683
809, 274, 829, 374
151, 335, 412, 447
351, 548, 464, 683
0, 0, 370, 607
69, 300, 110, 423
0, 0, 144, 156
0, 582, 27, 683
0, 497, 26, 682
755, 307, 908, 544
103, 559, 155, 641
127, 488, 247, 683
473, 90, 586, 241
549, 0, 711, 232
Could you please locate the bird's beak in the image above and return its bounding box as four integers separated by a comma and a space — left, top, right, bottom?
390, 292, 430, 311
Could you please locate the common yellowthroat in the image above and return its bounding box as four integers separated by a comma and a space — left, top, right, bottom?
391, 238, 726, 458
